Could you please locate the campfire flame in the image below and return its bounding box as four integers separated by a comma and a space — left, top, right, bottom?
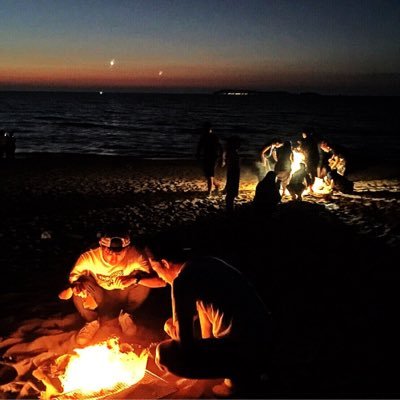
40, 338, 148, 399
291, 148, 305, 173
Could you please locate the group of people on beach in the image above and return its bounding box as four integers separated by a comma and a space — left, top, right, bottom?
1, 121, 353, 397
58, 222, 270, 397
53, 124, 353, 398
254, 129, 353, 207
196, 123, 353, 213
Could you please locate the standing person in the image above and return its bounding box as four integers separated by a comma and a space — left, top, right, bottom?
0, 129, 6, 159
196, 122, 223, 196
223, 136, 241, 213
298, 129, 319, 183
274, 140, 293, 196
58, 223, 161, 346
4, 132, 16, 159
317, 139, 333, 179
144, 242, 271, 398
259, 138, 283, 179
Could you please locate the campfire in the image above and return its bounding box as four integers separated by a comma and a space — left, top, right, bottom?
35, 338, 149, 400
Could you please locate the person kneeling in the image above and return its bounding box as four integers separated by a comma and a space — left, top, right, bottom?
145, 241, 272, 398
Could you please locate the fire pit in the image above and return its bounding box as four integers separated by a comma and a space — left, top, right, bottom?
34, 338, 149, 400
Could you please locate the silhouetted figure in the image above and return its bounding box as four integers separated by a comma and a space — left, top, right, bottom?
326, 170, 354, 194
298, 129, 319, 181
4, 132, 16, 159
287, 163, 310, 201
143, 241, 271, 398
274, 140, 293, 196
196, 122, 223, 196
317, 139, 333, 178
253, 171, 281, 212
0, 129, 6, 159
223, 136, 241, 213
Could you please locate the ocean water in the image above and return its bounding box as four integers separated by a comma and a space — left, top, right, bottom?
0, 91, 399, 162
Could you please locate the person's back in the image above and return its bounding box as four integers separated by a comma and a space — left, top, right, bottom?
287, 163, 308, 200
253, 171, 281, 211
196, 122, 222, 195
197, 123, 221, 162
174, 256, 270, 342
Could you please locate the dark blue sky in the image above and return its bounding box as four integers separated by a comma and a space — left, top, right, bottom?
1, 0, 399, 94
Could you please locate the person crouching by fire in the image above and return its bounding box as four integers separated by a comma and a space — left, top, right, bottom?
59, 223, 163, 346
144, 239, 272, 398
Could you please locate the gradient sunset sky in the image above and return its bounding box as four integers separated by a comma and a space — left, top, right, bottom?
1, 0, 399, 95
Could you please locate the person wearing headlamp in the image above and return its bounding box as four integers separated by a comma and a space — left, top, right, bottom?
59, 223, 165, 346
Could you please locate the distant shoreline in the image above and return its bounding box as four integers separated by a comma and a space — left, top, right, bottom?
1, 89, 399, 97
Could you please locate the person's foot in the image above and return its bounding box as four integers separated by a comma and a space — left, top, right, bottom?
119, 311, 137, 336
76, 320, 100, 346
212, 378, 235, 398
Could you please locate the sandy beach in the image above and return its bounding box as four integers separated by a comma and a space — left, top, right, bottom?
1, 153, 400, 398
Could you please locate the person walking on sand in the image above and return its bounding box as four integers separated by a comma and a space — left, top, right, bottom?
58, 223, 163, 346
196, 121, 223, 196
143, 240, 271, 398
223, 136, 241, 213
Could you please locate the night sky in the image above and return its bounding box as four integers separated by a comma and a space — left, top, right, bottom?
1, 0, 399, 95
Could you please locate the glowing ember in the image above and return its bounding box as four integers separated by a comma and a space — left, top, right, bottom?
40, 338, 148, 399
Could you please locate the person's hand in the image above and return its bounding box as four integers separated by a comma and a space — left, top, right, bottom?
71, 277, 98, 298
115, 272, 142, 288
164, 317, 179, 340
58, 287, 73, 300
71, 281, 87, 298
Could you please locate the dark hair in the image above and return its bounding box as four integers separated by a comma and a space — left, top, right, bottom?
145, 235, 190, 263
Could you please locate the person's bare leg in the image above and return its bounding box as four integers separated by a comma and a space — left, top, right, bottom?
207, 177, 213, 195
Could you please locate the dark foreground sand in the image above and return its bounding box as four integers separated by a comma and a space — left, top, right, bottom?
0, 154, 400, 398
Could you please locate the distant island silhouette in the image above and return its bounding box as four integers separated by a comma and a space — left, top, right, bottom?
213, 89, 322, 96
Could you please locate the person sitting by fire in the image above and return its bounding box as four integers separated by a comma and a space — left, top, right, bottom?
287, 163, 311, 201
59, 223, 163, 346
253, 170, 281, 211
143, 240, 272, 398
